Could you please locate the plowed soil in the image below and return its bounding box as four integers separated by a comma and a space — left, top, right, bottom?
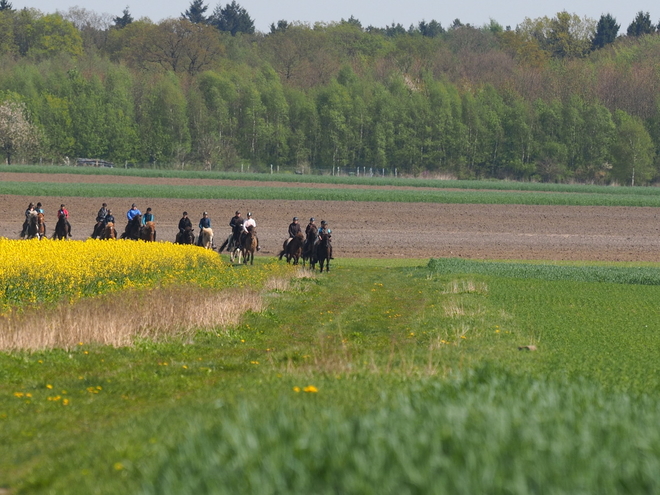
2, 172, 660, 262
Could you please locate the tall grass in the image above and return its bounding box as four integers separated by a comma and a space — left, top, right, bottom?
139, 369, 660, 495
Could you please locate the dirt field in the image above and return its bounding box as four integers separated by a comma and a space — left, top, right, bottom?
2, 173, 660, 262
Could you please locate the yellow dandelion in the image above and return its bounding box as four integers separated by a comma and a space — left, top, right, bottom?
293, 386, 301, 393
303, 385, 318, 393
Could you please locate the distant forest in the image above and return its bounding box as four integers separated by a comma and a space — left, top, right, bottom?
2, 0, 660, 184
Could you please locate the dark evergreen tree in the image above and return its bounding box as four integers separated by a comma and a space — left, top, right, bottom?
627, 11, 654, 37
592, 14, 619, 50
210, 1, 254, 35
182, 0, 209, 24
113, 7, 133, 29
0, 0, 13, 12
418, 20, 444, 37
269, 20, 288, 34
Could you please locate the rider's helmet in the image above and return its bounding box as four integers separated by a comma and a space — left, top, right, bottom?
183, 211, 188, 216
131, 203, 136, 208
102, 203, 107, 207
310, 217, 315, 222
146, 207, 152, 212
60, 204, 65, 208
203, 211, 208, 215
293, 217, 298, 221
28, 202, 34, 208
235, 210, 240, 215
321, 220, 326, 225
247, 212, 252, 217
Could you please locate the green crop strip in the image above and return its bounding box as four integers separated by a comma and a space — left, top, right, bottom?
429, 257, 660, 285
5, 180, 660, 206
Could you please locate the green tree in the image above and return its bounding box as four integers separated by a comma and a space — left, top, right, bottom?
182, 0, 209, 24
210, 1, 254, 36
626, 11, 654, 37
0, 0, 13, 12
610, 110, 655, 185
591, 14, 619, 50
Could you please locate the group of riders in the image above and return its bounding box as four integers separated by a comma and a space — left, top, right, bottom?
20, 202, 71, 239
19, 201, 334, 263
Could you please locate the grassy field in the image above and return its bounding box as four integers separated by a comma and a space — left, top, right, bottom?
6, 179, 660, 207
2, 256, 660, 493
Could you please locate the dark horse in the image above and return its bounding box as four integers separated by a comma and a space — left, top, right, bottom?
239, 226, 258, 265
52, 216, 69, 240
25, 212, 40, 239
302, 224, 318, 267
278, 232, 304, 265
175, 226, 195, 245
120, 214, 142, 240
312, 234, 332, 273
139, 221, 156, 242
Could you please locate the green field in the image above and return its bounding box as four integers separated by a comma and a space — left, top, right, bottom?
6, 179, 660, 207
2, 256, 660, 493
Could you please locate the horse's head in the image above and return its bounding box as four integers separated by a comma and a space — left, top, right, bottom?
247, 225, 255, 234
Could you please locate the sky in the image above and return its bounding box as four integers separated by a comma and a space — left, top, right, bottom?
13, 0, 660, 32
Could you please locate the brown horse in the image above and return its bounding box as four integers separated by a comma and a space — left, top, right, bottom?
100, 222, 117, 240
139, 221, 156, 242
36, 213, 46, 240
279, 232, 304, 265
241, 225, 258, 265
302, 224, 318, 267
312, 234, 332, 273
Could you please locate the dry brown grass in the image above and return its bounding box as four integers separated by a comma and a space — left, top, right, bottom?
0, 287, 263, 351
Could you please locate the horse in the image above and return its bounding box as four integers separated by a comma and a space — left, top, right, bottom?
121, 214, 142, 240
100, 222, 117, 240
25, 211, 39, 239
36, 213, 46, 240
302, 225, 318, 267
240, 225, 258, 265
52, 216, 69, 240
139, 221, 156, 242
278, 232, 304, 265
175, 226, 195, 245
313, 234, 332, 273
199, 227, 214, 250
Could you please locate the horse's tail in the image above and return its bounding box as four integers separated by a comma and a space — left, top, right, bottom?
278, 249, 285, 260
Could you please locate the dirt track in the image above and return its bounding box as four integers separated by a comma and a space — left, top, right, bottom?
2, 173, 660, 262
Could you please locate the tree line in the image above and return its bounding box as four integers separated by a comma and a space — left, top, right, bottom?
1, 0, 660, 184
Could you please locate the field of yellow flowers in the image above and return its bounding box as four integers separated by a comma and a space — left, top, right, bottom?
0, 238, 290, 313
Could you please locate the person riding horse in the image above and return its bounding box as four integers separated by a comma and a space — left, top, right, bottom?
284, 217, 301, 248
57, 204, 72, 238
241, 212, 260, 251
218, 210, 243, 253
20, 202, 35, 238
176, 211, 194, 244
122, 204, 142, 240
197, 212, 214, 248
92, 203, 109, 238
142, 207, 155, 225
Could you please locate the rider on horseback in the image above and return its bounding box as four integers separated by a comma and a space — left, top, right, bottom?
319, 220, 333, 259
178, 211, 192, 234
285, 216, 301, 248
35, 202, 44, 214
92, 203, 109, 238
197, 212, 214, 247
219, 210, 243, 252
20, 202, 35, 238
104, 209, 115, 226
57, 204, 72, 237
242, 212, 260, 251
142, 207, 155, 225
